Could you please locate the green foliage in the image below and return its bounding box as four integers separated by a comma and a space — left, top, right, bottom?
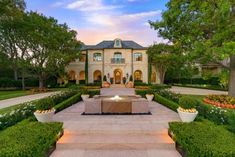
154, 94, 179, 112
169, 121, 235, 157
129, 75, 133, 81
179, 96, 199, 109
157, 89, 181, 103
218, 69, 229, 89
151, 84, 171, 90
54, 93, 81, 113
135, 89, 155, 98
35, 97, 54, 111
103, 75, 107, 81
0, 120, 63, 157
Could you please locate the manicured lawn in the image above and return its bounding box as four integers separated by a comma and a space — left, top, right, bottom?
0, 90, 29, 100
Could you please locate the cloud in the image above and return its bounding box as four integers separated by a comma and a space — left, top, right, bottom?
66, 0, 122, 11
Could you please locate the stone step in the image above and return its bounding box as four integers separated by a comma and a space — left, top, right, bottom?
51, 149, 181, 157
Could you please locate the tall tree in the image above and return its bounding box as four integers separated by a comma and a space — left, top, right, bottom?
147, 44, 180, 84
150, 0, 235, 96
26, 12, 80, 88
0, 0, 26, 80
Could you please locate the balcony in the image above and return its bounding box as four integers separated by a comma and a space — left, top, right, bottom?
111, 58, 125, 64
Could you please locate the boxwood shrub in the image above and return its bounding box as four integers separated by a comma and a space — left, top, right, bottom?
54, 92, 82, 113
154, 94, 179, 112
0, 120, 63, 157
0, 90, 78, 130
169, 121, 235, 157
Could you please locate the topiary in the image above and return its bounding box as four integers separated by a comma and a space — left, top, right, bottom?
179, 96, 199, 109
36, 97, 55, 111
129, 75, 133, 82
103, 75, 107, 82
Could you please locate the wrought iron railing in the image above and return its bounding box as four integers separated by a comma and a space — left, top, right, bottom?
111, 58, 125, 64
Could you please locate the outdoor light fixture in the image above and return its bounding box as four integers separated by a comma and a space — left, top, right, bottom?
126, 73, 129, 78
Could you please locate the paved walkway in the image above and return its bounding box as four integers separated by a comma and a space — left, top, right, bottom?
101, 88, 135, 96
170, 86, 228, 95
0, 92, 58, 109
51, 101, 181, 156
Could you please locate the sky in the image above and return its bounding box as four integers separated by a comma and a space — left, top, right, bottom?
25, 0, 169, 46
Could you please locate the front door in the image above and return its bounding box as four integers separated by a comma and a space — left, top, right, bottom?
114, 69, 122, 84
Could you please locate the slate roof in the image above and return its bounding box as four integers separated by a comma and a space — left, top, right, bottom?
81, 40, 147, 50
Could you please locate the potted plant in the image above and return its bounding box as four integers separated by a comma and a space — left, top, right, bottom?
177, 96, 198, 122
146, 92, 154, 102
81, 89, 90, 101
34, 97, 55, 122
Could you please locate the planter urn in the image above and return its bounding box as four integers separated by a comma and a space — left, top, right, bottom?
146, 94, 154, 102
81, 94, 89, 101
177, 108, 198, 122
34, 109, 55, 123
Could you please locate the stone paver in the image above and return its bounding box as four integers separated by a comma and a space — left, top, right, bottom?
51, 99, 181, 157
0, 92, 58, 109
170, 86, 228, 95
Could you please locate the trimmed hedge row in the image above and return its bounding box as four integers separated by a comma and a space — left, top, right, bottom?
0, 90, 77, 130
0, 120, 63, 157
169, 121, 235, 157
154, 94, 179, 112
54, 92, 82, 113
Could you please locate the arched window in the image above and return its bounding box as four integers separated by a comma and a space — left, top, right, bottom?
93, 70, 102, 82
134, 70, 142, 81
133, 53, 142, 61
68, 70, 76, 80
114, 52, 122, 59
93, 53, 102, 61
114, 39, 122, 48
79, 71, 85, 80
151, 72, 156, 83
79, 54, 86, 62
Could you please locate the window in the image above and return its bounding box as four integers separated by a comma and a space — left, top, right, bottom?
114, 39, 122, 48
93, 53, 102, 61
134, 53, 142, 61
79, 54, 86, 62
114, 52, 122, 59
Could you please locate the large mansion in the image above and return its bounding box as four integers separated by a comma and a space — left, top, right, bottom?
66, 39, 160, 84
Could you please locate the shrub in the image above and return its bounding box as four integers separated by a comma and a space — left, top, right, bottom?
204, 95, 235, 109
150, 84, 171, 90
0, 120, 63, 157
35, 97, 54, 111
129, 75, 133, 81
54, 93, 81, 113
179, 96, 199, 109
154, 94, 179, 112
103, 75, 107, 81
156, 89, 181, 103
81, 89, 100, 97
169, 121, 235, 157
135, 89, 157, 98
0, 90, 77, 130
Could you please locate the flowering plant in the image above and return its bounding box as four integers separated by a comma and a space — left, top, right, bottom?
204, 95, 235, 109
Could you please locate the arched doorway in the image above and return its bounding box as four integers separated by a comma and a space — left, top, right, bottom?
93, 70, 102, 83
114, 69, 122, 84
151, 72, 156, 83
68, 70, 76, 80
79, 71, 85, 84
134, 70, 142, 82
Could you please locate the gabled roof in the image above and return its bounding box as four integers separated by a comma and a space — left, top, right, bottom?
81, 40, 147, 50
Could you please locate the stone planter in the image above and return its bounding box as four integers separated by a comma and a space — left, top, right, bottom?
81, 94, 89, 101
177, 108, 198, 122
34, 109, 55, 123
146, 94, 154, 102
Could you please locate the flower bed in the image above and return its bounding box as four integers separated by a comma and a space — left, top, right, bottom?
204, 95, 235, 109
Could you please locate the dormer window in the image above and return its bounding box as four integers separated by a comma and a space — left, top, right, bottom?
114, 39, 122, 48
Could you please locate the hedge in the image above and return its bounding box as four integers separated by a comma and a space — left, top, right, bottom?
0, 120, 63, 157
0, 90, 77, 130
169, 121, 235, 157
154, 94, 179, 112
54, 92, 82, 113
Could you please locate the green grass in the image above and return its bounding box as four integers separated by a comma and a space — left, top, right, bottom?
0, 90, 29, 100
182, 94, 205, 102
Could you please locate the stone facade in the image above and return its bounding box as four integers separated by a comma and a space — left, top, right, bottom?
66, 39, 160, 84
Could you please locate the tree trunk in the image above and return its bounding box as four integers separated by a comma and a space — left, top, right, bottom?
158, 68, 166, 84
21, 69, 25, 90
13, 68, 18, 81
228, 55, 235, 97
39, 75, 44, 89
